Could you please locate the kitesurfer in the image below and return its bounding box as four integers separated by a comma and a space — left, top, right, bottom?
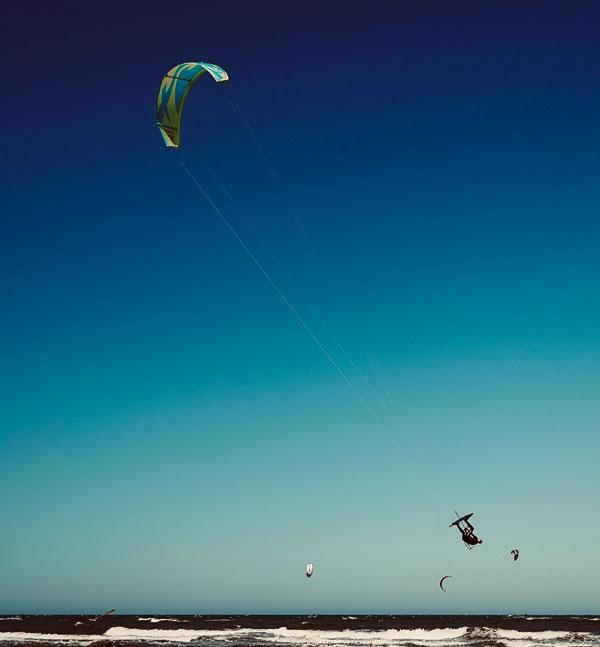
461, 525, 482, 546
450, 513, 482, 547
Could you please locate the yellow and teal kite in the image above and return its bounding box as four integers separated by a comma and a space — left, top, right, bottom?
156, 62, 229, 148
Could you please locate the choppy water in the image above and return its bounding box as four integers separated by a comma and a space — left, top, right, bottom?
0, 616, 598, 646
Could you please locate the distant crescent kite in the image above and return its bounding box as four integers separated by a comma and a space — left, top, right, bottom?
156, 62, 229, 148
439, 575, 452, 592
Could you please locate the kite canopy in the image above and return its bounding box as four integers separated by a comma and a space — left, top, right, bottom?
439, 575, 452, 592
306, 563, 314, 578
156, 62, 229, 148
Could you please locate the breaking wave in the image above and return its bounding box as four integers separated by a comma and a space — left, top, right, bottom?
101, 626, 471, 643
0, 623, 598, 646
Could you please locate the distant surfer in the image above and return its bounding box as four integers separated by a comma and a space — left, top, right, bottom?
450, 513, 482, 547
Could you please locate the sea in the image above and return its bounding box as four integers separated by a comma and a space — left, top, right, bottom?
0, 615, 598, 647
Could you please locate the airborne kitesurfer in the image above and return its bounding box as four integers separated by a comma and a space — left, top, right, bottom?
461, 524, 482, 546
450, 513, 482, 547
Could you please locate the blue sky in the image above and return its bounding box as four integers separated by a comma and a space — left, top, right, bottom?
1, 0, 599, 613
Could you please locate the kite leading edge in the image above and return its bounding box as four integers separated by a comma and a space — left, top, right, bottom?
156, 62, 229, 148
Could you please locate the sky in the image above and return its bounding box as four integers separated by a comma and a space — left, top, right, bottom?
1, 0, 600, 614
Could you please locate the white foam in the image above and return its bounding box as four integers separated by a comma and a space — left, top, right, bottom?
497, 629, 574, 640
487, 628, 596, 647
0, 633, 103, 644
570, 617, 600, 621
104, 626, 470, 644
207, 618, 236, 622
449, 627, 596, 647
106, 627, 208, 642
504, 642, 597, 647
1, 625, 597, 646
525, 617, 553, 621
137, 617, 183, 623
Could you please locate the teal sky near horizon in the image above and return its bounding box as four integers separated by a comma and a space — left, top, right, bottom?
1, 0, 599, 613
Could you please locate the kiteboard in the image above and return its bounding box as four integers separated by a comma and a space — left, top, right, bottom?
449, 513, 473, 528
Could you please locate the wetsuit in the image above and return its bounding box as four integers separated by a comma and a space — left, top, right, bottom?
462, 531, 481, 546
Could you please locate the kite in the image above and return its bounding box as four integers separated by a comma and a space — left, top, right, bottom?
157, 62, 229, 147
439, 576, 452, 592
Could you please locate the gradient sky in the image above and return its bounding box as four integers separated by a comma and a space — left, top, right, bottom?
2, 0, 600, 614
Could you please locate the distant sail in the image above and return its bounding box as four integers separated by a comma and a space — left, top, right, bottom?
91, 609, 115, 622
439, 575, 452, 592
306, 563, 314, 578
